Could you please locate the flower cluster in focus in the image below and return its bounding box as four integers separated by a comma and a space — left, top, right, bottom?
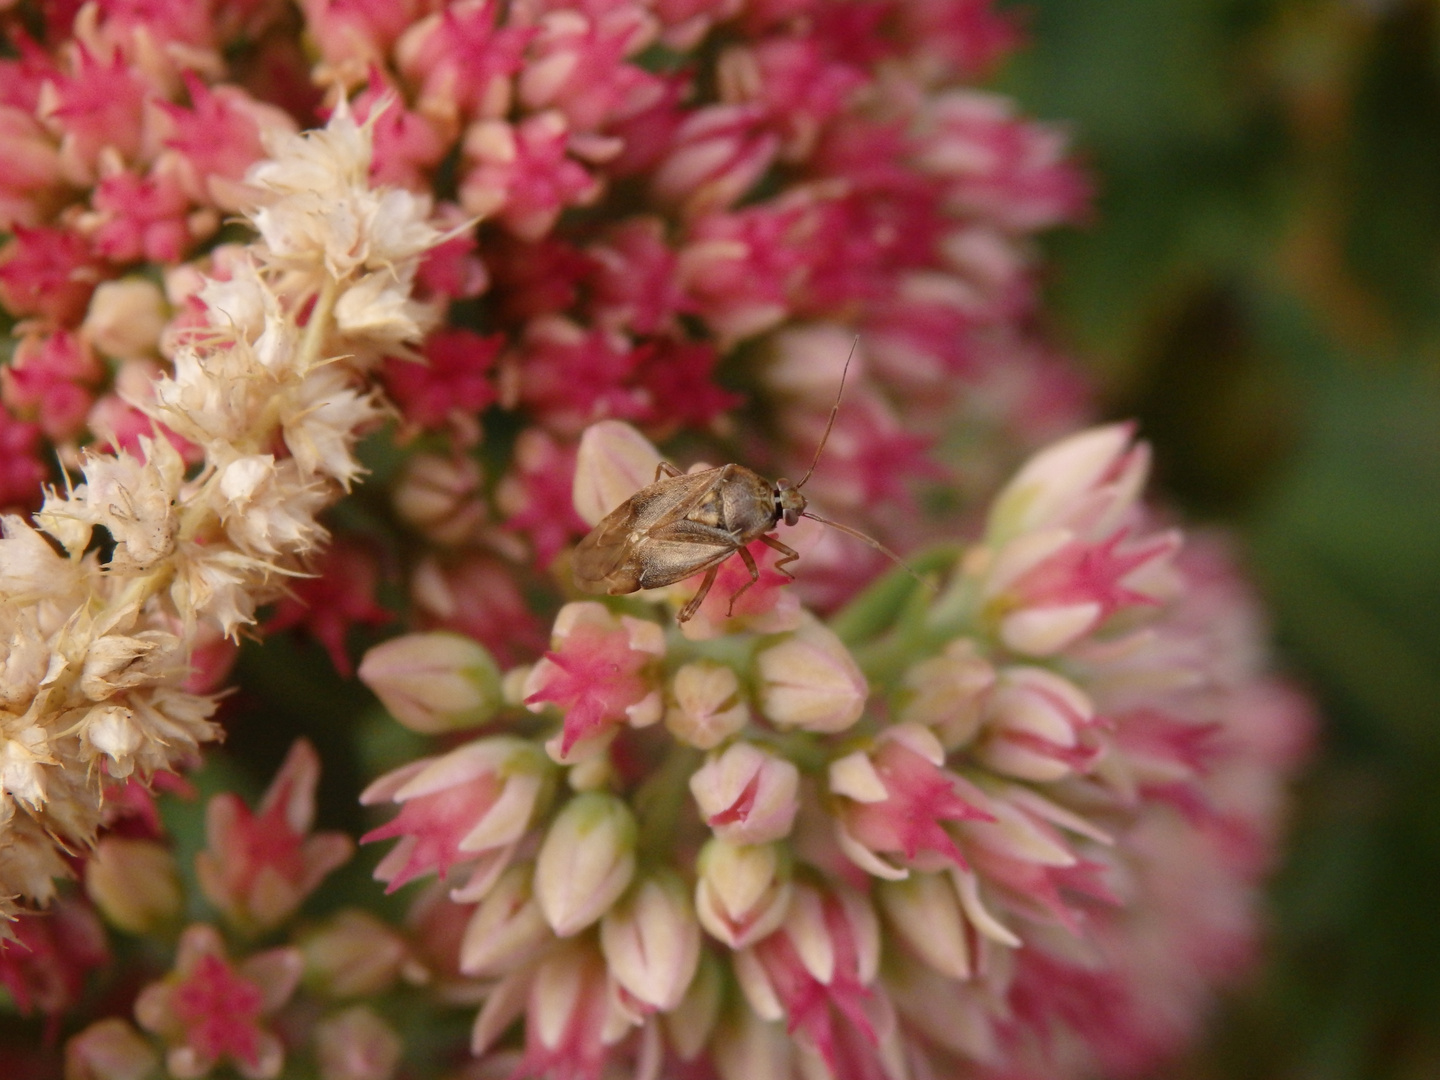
352, 421, 1311, 1080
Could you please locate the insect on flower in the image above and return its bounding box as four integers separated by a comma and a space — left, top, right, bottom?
572, 346, 919, 623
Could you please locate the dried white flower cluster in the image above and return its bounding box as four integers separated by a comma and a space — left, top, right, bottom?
0, 101, 440, 929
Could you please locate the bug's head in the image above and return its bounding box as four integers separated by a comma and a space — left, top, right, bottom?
774, 477, 807, 526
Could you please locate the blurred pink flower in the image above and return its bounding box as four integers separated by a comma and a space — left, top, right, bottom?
135, 924, 302, 1080
196, 740, 354, 934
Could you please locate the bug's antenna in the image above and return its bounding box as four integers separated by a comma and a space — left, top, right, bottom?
800, 511, 935, 591
794, 336, 859, 491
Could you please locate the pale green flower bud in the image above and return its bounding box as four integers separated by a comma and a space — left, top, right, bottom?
753, 615, 866, 734
694, 839, 792, 950
896, 638, 995, 750
534, 792, 638, 936
601, 871, 702, 1011
358, 632, 502, 734
84, 838, 182, 935
665, 660, 750, 749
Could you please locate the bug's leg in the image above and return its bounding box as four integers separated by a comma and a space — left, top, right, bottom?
759, 534, 800, 581
653, 461, 683, 482
725, 546, 762, 616
677, 565, 720, 623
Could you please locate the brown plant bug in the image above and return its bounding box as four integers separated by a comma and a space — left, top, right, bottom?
571, 344, 919, 623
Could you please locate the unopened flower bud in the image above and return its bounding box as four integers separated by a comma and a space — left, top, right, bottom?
663, 952, 723, 1060
459, 865, 552, 977
391, 454, 487, 545
876, 873, 972, 980
65, 1018, 160, 1080
896, 638, 995, 750
976, 666, 1095, 782
689, 742, 799, 845
986, 423, 1147, 544
84, 838, 182, 935
694, 839, 792, 949
313, 1006, 403, 1080
298, 909, 413, 999
572, 420, 662, 526
358, 632, 502, 734
534, 792, 638, 936
754, 615, 866, 733
666, 660, 749, 749
82, 278, 168, 361
600, 871, 701, 1012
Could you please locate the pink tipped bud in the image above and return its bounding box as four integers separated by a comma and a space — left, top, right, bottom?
459, 865, 553, 978
82, 278, 168, 361
694, 839, 792, 949
689, 741, 799, 845
84, 838, 183, 935
313, 1006, 403, 1080
534, 792, 638, 936
297, 910, 414, 999
391, 454, 487, 546
896, 638, 996, 750
754, 616, 867, 734
64, 1019, 160, 1080
572, 420, 663, 527
358, 632, 502, 734
986, 423, 1147, 544
665, 660, 750, 749
600, 871, 702, 1011
976, 666, 1096, 782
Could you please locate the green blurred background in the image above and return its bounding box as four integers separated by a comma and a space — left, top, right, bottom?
1003, 1, 1440, 1077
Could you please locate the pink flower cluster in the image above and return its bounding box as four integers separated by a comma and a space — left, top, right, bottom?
352, 425, 1312, 1080
0, 0, 1086, 600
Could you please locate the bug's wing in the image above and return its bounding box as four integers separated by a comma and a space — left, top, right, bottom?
573, 469, 732, 595
628, 526, 738, 590
573, 502, 646, 594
